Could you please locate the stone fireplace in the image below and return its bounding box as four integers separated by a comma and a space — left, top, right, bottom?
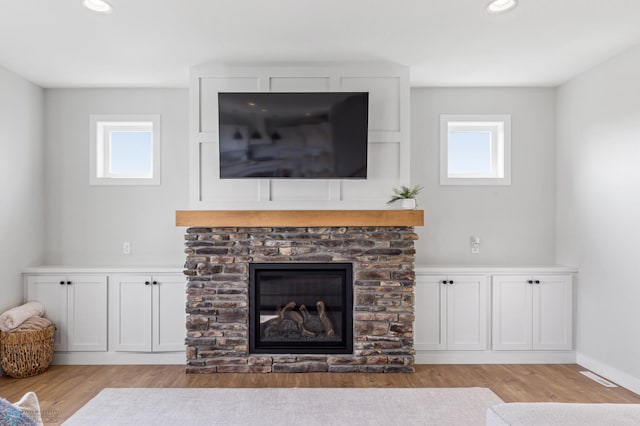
179, 210, 423, 373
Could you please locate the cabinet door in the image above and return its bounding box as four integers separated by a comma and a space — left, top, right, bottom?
26, 275, 67, 351
447, 275, 488, 350
533, 274, 573, 350
152, 274, 186, 352
492, 275, 533, 350
414, 275, 447, 350
66, 275, 108, 351
110, 275, 152, 352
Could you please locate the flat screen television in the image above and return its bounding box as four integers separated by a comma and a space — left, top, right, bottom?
218, 92, 369, 179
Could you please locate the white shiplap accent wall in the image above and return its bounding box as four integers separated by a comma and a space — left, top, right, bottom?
189, 63, 410, 209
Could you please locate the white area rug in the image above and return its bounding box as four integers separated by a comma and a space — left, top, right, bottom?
62, 387, 503, 426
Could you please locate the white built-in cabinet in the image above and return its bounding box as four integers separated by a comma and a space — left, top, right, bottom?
24, 267, 185, 364
414, 266, 576, 364
492, 274, 573, 351
24, 266, 575, 365
26, 274, 108, 352
415, 275, 488, 350
109, 274, 186, 352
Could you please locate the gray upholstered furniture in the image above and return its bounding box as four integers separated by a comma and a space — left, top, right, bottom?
487, 402, 640, 425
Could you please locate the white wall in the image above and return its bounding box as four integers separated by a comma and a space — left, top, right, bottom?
556, 44, 640, 392
411, 88, 556, 265
43, 89, 189, 266
0, 66, 44, 312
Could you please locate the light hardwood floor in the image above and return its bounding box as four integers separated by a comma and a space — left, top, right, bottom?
1, 364, 639, 425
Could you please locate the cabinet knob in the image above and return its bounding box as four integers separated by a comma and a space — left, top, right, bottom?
441, 280, 447, 285
449, 280, 454, 285
66, 281, 72, 285
145, 281, 151, 285
528, 280, 534, 284
59, 281, 65, 285
535, 280, 540, 284
152, 281, 158, 285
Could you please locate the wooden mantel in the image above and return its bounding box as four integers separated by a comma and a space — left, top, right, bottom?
176, 210, 424, 227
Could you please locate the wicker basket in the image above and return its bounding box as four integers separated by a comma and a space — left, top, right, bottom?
1, 324, 55, 378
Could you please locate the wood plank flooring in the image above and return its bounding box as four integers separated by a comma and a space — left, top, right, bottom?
1, 364, 639, 425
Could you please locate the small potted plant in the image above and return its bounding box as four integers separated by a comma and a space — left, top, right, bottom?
387, 185, 423, 210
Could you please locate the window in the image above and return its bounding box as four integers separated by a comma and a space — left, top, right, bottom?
89, 115, 160, 185
440, 114, 511, 185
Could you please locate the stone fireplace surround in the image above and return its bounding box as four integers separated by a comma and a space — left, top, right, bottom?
179, 210, 423, 373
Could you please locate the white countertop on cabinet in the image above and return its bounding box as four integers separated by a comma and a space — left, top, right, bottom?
23, 266, 184, 274
24, 265, 578, 275
416, 265, 578, 274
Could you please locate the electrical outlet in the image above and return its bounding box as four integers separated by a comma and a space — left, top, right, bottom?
470, 236, 480, 254
123, 242, 131, 255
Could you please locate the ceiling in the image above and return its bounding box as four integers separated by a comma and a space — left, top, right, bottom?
1, 0, 639, 88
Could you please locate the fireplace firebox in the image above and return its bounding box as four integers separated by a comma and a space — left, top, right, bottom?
249, 263, 353, 354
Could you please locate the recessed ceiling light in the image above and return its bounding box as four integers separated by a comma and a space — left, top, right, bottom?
83, 0, 113, 14
487, 0, 518, 13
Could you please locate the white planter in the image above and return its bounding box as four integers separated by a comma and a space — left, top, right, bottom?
400, 198, 416, 210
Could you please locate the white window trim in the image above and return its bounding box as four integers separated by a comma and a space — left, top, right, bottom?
440, 113, 511, 186
89, 114, 161, 186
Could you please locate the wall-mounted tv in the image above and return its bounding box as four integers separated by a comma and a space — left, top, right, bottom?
218, 92, 368, 179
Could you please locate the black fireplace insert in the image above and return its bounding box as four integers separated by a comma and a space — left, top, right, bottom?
249, 263, 353, 354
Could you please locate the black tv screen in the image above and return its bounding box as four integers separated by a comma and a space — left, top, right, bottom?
218, 92, 368, 179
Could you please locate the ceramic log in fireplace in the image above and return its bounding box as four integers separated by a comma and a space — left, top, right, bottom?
249, 263, 353, 354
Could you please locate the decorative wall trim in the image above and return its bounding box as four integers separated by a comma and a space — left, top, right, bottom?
189, 62, 411, 210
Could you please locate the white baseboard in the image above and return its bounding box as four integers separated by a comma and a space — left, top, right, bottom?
53, 351, 185, 365
51, 350, 580, 367
415, 350, 576, 364
577, 352, 640, 396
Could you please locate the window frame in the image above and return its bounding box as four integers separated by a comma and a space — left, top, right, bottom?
440, 114, 511, 186
89, 114, 161, 186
